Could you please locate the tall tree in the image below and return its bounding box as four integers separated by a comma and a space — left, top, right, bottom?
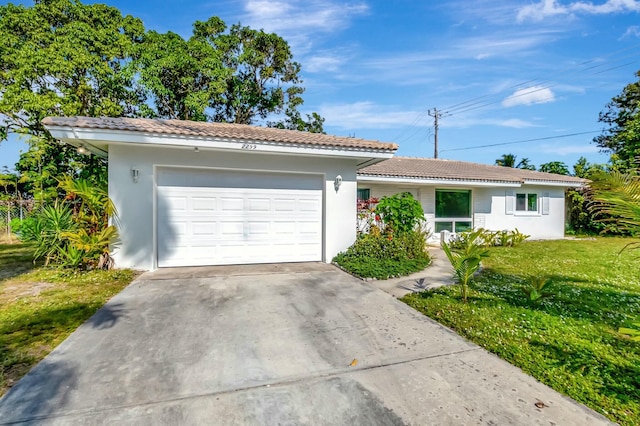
516, 157, 536, 171
213, 24, 307, 125
0, 0, 145, 139
0, 0, 144, 198
495, 153, 517, 167
134, 18, 324, 132
133, 17, 228, 121
495, 154, 536, 170
594, 70, 640, 171
539, 161, 569, 175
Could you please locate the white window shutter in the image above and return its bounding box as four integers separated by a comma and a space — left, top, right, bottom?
505, 190, 515, 215
542, 192, 550, 215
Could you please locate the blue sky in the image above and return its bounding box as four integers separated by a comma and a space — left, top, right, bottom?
2, 0, 640, 172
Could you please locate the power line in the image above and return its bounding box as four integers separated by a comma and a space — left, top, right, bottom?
439, 130, 600, 153
443, 57, 640, 118
388, 43, 640, 148
441, 42, 640, 116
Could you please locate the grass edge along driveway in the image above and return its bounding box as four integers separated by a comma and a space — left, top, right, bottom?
403, 238, 640, 426
0, 242, 136, 396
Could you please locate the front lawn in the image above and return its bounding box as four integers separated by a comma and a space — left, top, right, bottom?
0, 242, 136, 396
403, 238, 640, 426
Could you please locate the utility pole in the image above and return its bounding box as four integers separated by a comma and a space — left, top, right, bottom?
428, 108, 441, 158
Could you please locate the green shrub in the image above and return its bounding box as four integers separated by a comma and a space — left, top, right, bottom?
449, 228, 529, 249
376, 192, 425, 234
18, 203, 77, 265
13, 177, 118, 269
333, 229, 430, 279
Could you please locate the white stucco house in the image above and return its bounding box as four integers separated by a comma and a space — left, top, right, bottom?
43, 116, 398, 270
357, 157, 585, 240
43, 116, 585, 270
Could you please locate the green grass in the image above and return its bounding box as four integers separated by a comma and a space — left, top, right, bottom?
403, 238, 640, 426
0, 242, 136, 396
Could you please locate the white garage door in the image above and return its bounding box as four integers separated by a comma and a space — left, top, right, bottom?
156, 168, 323, 267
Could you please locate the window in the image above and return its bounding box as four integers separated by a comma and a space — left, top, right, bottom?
357, 188, 370, 201
516, 193, 538, 212
435, 189, 472, 233
436, 189, 471, 218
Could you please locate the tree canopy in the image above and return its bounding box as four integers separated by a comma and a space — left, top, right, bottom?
0, 0, 325, 201
594, 70, 640, 171
539, 161, 569, 175
0, 0, 145, 140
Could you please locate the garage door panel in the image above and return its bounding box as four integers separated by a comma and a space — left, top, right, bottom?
157, 169, 323, 267
219, 221, 244, 236
192, 197, 217, 211
192, 222, 216, 236
248, 198, 270, 211
220, 197, 244, 211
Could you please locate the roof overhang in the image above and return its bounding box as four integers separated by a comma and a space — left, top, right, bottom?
522, 179, 584, 188
44, 125, 396, 165
357, 174, 523, 188
358, 174, 585, 188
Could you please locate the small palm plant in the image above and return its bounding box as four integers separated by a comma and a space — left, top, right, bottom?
441, 229, 489, 303
520, 276, 555, 302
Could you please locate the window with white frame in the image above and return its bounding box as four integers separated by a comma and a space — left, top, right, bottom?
435, 189, 473, 233
516, 193, 538, 212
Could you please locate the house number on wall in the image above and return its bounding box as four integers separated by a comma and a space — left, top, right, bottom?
241, 144, 257, 150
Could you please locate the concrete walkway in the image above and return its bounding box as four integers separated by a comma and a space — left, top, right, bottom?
370, 246, 455, 298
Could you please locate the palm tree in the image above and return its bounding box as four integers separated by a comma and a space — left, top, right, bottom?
516, 158, 536, 171
495, 154, 536, 170
590, 170, 640, 237
495, 153, 516, 167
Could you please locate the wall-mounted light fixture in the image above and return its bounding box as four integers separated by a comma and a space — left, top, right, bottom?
334, 175, 342, 192
131, 167, 140, 183
77, 144, 90, 155
194, 147, 199, 153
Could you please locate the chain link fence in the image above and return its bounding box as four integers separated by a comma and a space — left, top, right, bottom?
0, 200, 39, 239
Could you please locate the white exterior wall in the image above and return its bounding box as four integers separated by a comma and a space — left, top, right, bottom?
475, 186, 566, 239
358, 182, 567, 240
109, 144, 358, 270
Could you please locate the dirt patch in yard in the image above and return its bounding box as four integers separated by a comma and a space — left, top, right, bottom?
1, 281, 55, 301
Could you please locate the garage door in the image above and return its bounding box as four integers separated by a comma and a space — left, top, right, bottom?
156, 168, 323, 267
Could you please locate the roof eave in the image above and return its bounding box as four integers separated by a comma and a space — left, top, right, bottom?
44, 125, 397, 160
357, 174, 523, 187
522, 179, 585, 188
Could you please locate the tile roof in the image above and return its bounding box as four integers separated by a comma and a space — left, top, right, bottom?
42, 116, 398, 152
358, 157, 586, 185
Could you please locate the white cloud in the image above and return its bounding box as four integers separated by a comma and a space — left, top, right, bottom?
443, 116, 539, 129
318, 102, 429, 130
498, 118, 538, 128
540, 143, 600, 155
517, 0, 640, 22
620, 25, 640, 38
304, 52, 348, 73
502, 86, 556, 107
241, 0, 368, 51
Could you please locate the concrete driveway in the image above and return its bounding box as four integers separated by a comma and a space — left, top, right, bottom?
0, 263, 611, 425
